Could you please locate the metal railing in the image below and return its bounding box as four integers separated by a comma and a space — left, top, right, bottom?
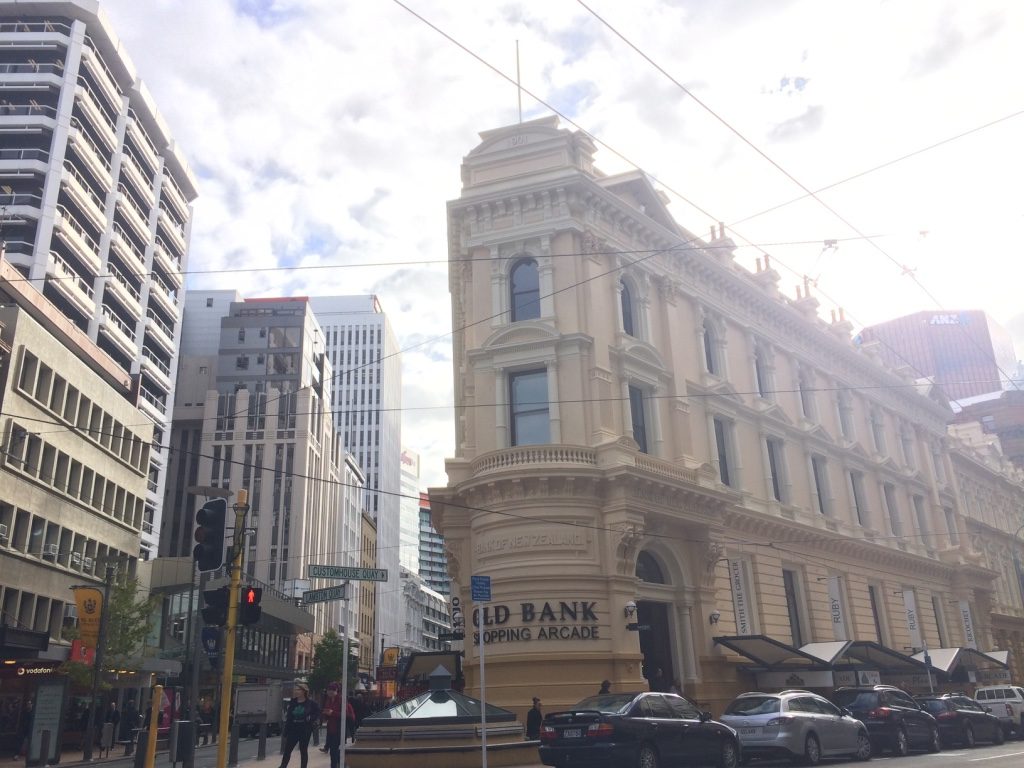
101, 304, 134, 337
126, 110, 160, 171
49, 251, 94, 299
0, 102, 57, 118
141, 348, 170, 376
107, 262, 140, 302
54, 205, 100, 259
0, 147, 49, 162
0, 62, 63, 75
146, 308, 173, 337
62, 160, 105, 213
0, 191, 41, 206
0, 21, 71, 34
138, 387, 167, 414
69, 118, 112, 172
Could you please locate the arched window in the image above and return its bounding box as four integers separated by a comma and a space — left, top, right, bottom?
635, 551, 666, 584
510, 258, 540, 322
620, 279, 635, 336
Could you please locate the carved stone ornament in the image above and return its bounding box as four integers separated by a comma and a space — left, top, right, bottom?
582, 231, 607, 259
616, 523, 645, 575
704, 541, 726, 571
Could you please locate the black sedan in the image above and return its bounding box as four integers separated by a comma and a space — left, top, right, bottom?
538, 691, 740, 768
915, 694, 1005, 748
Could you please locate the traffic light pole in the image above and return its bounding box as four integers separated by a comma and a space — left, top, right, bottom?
216, 489, 248, 768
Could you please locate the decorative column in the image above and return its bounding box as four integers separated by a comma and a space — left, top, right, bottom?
547, 358, 561, 443
494, 367, 508, 447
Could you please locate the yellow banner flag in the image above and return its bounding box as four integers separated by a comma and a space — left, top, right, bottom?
73, 586, 103, 651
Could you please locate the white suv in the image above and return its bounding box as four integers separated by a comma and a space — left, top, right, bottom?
975, 685, 1024, 738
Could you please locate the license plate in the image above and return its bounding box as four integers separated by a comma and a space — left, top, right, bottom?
740, 728, 759, 736
562, 728, 583, 739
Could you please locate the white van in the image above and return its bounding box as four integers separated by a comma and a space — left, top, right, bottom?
975, 685, 1024, 738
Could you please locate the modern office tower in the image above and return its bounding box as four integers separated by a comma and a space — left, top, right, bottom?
357, 509, 377, 687
162, 295, 360, 644
0, 1, 197, 559
418, 492, 449, 597
399, 448, 420, 572
431, 117, 1024, 712
308, 296, 402, 653
859, 310, 1017, 402
0, 260, 153, 658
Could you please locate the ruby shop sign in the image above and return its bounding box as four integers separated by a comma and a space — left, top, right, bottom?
470, 600, 601, 645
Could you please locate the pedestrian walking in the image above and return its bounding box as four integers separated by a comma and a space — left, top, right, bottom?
599, 680, 611, 694
320, 683, 342, 768
13, 699, 32, 759
526, 697, 542, 740
279, 682, 320, 768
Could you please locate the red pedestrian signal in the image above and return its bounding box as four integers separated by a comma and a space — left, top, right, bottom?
238, 586, 262, 625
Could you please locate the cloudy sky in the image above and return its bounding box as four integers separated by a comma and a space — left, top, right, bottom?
98, 0, 1024, 488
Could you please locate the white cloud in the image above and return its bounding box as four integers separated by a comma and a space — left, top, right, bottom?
100, 0, 1024, 486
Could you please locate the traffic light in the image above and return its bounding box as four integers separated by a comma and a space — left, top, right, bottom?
238, 586, 263, 625
201, 587, 229, 626
193, 498, 227, 572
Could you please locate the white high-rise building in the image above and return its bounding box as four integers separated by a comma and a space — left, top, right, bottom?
308, 296, 402, 650
0, 0, 197, 559
399, 448, 420, 573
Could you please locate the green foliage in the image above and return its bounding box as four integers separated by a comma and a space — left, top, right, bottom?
307, 630, 359, 695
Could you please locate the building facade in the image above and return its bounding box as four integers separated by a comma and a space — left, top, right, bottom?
308, 296, 402, 653
418, 493, 449, 597
160, 296, 359, 650
430, 117, 1024, 716
951, 390, 1024, 471
0, 0, 197, 559
357, 510, 377, 687
399, 448, 420, 573
398, 567, 452, 654
858, 310, 1017, 402
0, 262, 152, 659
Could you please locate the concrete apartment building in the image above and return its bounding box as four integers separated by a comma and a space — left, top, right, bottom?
398, 567, 452, 654
308, 296, 402, 657
160, 295, 361, 662
0, 259, 151, 658
430, 117, 1024, 716
418, 493, 449, 597
0, 0, 197, 559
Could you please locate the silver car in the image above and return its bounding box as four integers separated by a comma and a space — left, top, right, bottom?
719, 690, 872, 765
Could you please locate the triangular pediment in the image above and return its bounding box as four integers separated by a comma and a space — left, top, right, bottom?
482, 321, 560, 349
758, 401, 793, 426
807, 424, 835, 444
598, 170, 679, 234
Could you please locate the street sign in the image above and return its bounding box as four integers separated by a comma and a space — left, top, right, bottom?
303, 584, 347, 604
471, 575, 491, 602
438, 631, 465, 641
308, 564, 388, 581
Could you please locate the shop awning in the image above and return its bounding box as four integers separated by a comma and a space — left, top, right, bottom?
714, 635, 824, 669
985, 650, 1010, 666
911, 647, 1009, 675
806, 640, 928, 673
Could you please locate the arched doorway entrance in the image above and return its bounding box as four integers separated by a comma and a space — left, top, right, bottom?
635, 550, 675, 692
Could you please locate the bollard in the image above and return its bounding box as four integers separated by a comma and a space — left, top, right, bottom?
39, 730, 50, 767
257, 723, 267, 761
228, 723, 240, 768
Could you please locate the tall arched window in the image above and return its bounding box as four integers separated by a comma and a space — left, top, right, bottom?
510, 258, 540, 322
703, 321, 719, 375
636, 551, 667, 584
620, 279, 635, 336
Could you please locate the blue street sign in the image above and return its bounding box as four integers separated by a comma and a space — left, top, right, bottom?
471, 575, 492, 602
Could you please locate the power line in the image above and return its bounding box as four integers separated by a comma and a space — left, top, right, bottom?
576, 0, 1023, 395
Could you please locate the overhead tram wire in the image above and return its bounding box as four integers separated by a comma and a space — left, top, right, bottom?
4, 375, 1011, 442
577, 0, 1023, 394
388, 0, 973, 408
0, 440, 965, 569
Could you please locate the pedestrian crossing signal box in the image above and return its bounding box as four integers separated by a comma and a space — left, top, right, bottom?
238, 586, 263, 625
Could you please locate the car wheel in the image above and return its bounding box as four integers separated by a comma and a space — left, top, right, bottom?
854, 731, 872, 761
639, 744, 660, 768
892, 727, 909, 757
994, 725, 1005, 745
928, 726, 941, 753
1019, 715, 1024, 740
719, 739, 739, 768
802, 734, 821, 766
963, 723, 975, 748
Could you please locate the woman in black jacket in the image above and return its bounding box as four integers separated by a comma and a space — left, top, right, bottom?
278, 683, 320, 768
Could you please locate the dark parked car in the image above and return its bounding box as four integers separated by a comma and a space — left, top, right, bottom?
915, 693, 1005, 748
832, 685, 941, 756
539, 691, 740, 768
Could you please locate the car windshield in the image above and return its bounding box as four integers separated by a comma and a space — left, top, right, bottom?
571, 694, 636, 714
724, 696, 780, 715
831, 690, 878, 708
917, 699, 946, 714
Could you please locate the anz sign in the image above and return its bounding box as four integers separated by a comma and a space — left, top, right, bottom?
929, 313, 968, 326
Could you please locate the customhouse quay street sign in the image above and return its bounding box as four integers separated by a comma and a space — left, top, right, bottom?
308, 565, 388, 581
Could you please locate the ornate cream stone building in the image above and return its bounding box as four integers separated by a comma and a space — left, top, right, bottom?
429, 117, 1024, 715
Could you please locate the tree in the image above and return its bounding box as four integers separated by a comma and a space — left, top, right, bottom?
307, 630, 359, 695
60, 577, 160, 686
